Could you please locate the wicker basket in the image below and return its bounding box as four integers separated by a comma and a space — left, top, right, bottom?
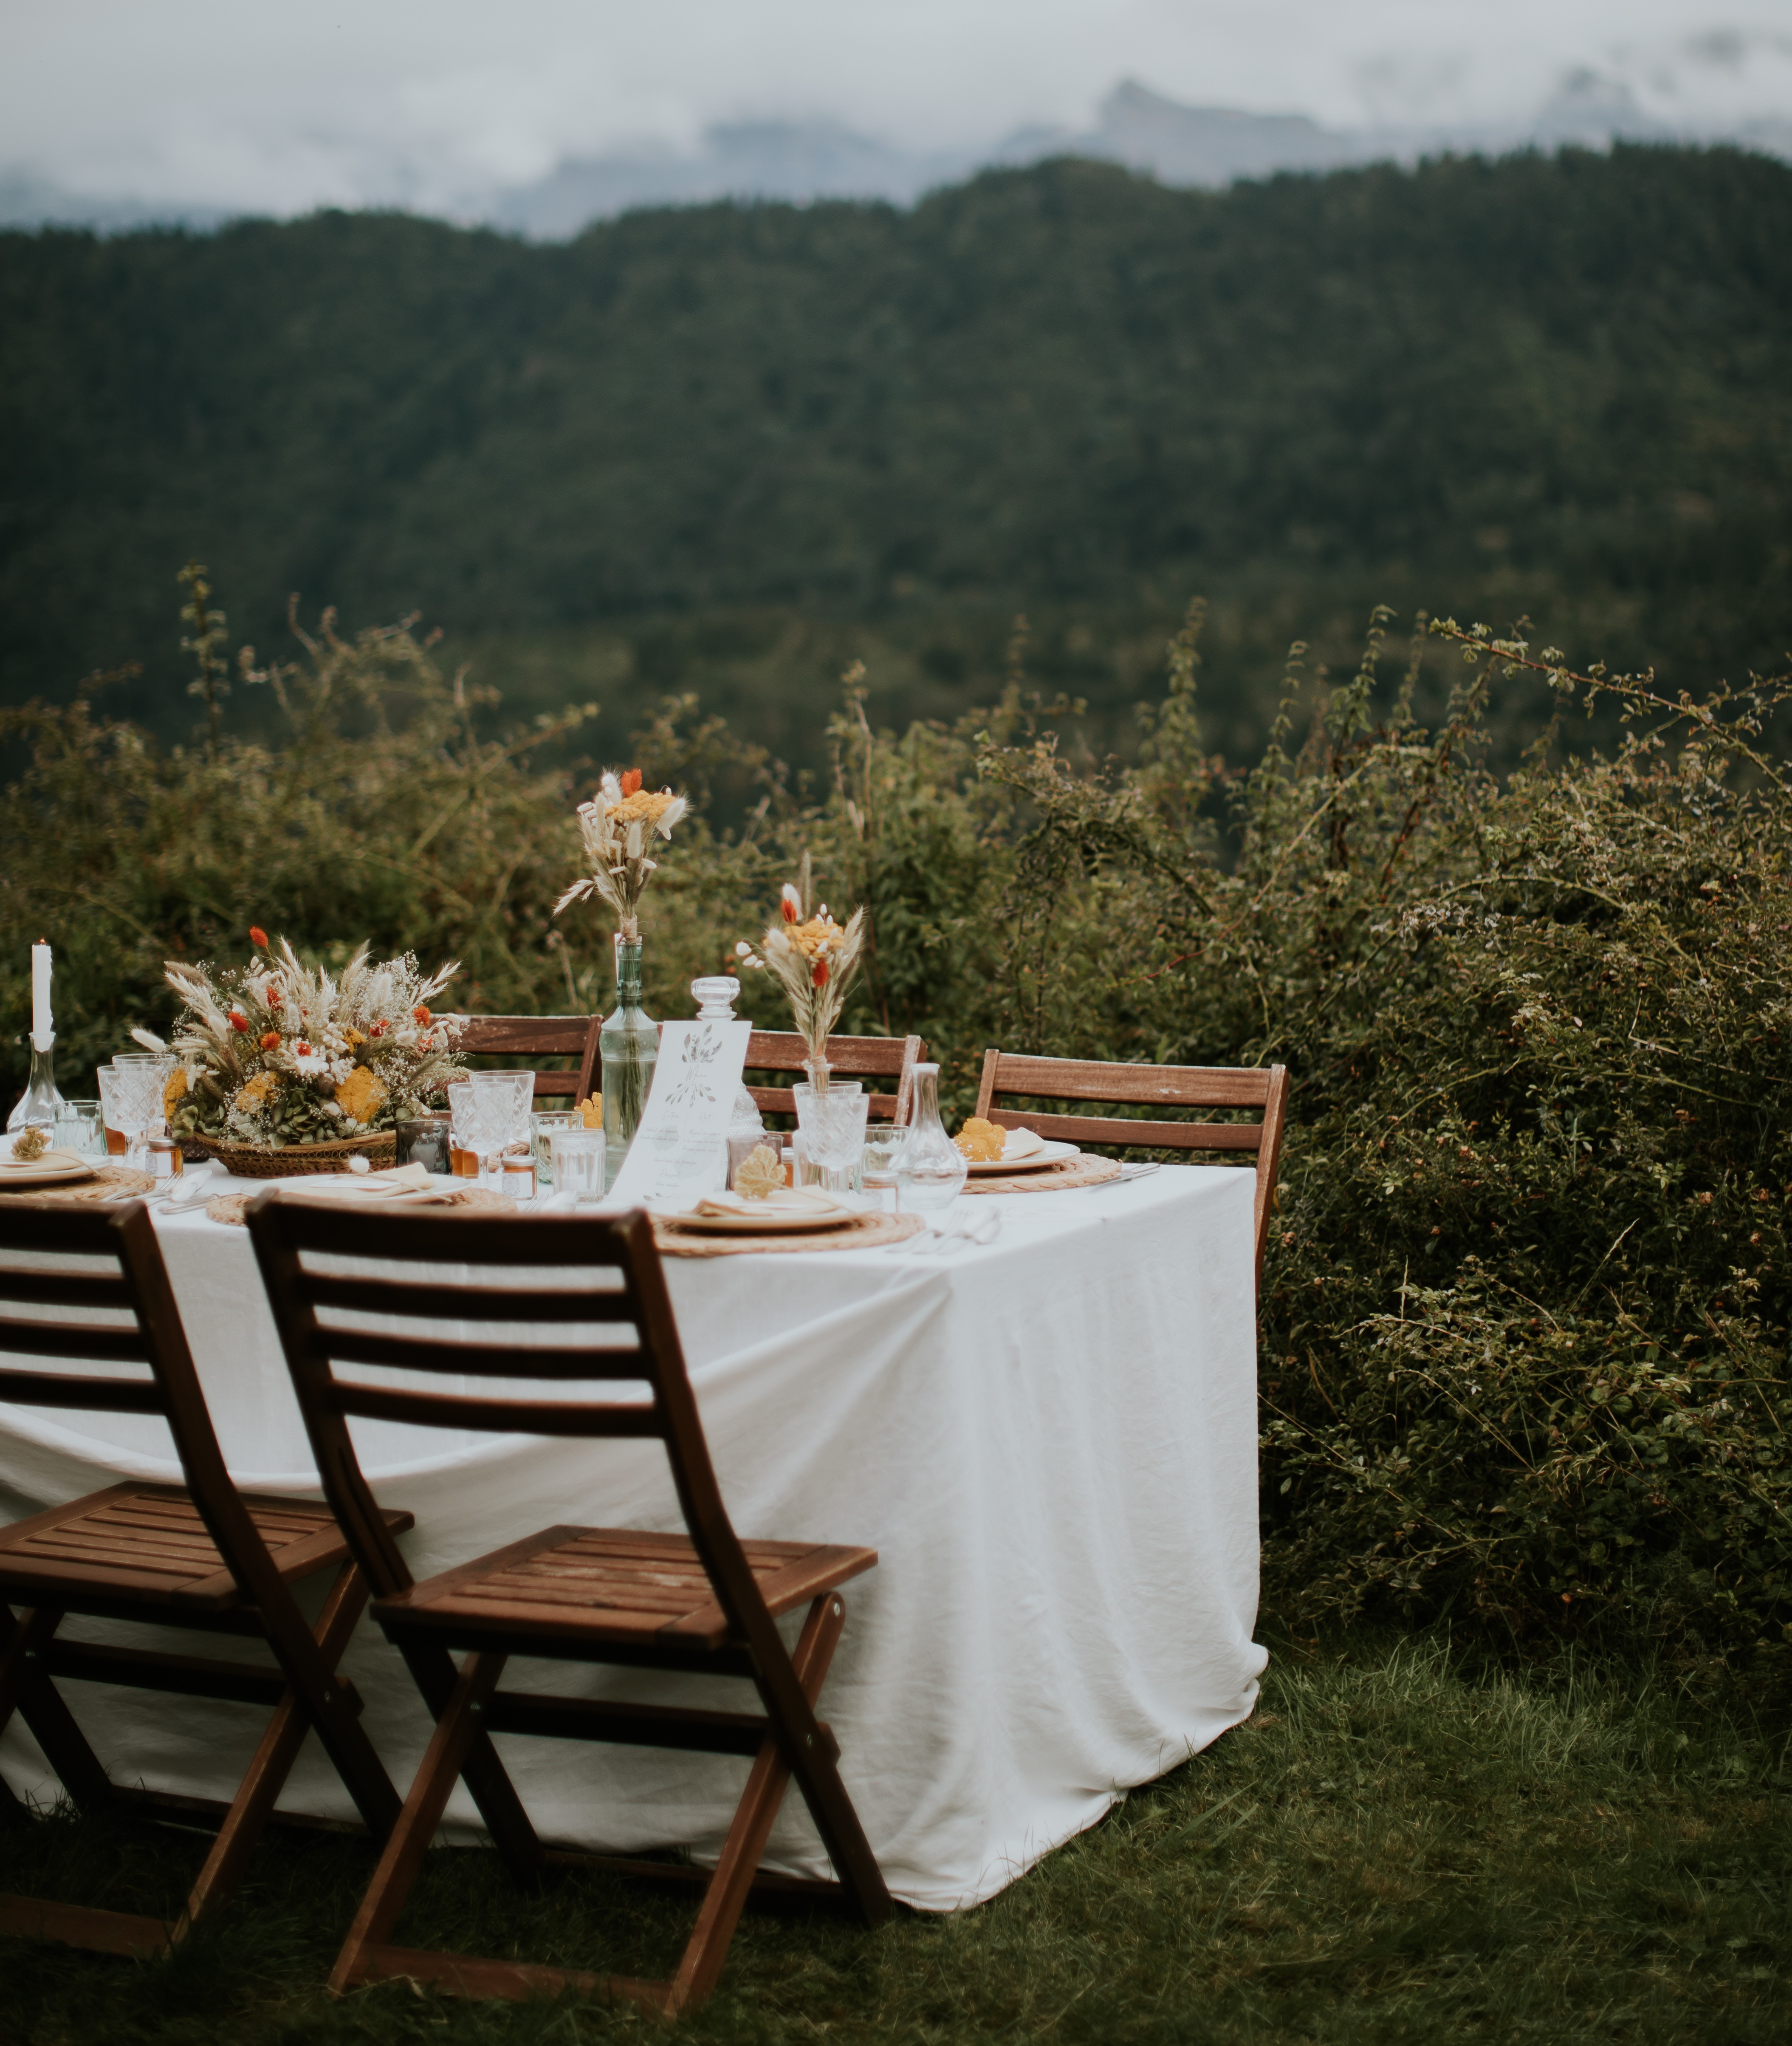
190, 1130, 397, 1179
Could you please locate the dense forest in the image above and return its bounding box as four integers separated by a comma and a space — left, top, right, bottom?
1, 142, 1789, 764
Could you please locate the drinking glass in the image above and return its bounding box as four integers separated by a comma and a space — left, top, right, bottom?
792, 1082, 868, 1197
860, 1120, 910, 1213
471, 1070, 534, 1177
96, 1068, 128, 1156
109, 1055, 169, 1170
446, 1079, 481, 1176
53, 1098, 105, 1161
531, 1111, 577, 1187
549, 1126, 607, 1203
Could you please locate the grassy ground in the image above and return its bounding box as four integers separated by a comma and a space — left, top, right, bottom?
3, 1635, 1788, 2045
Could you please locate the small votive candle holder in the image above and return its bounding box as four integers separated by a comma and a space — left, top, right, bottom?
53, 1099, 105, 1161
395, 1113, 452, 1176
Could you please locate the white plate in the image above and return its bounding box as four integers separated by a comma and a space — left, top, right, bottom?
964, 1140, 1080, 1176
0, 1160, 98, 1189
666, 1200, 859, 1236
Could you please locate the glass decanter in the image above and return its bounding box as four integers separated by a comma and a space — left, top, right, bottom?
691, 974, 765, 1192
897, 1062, 967, 1210
7, 1034, 64, 1133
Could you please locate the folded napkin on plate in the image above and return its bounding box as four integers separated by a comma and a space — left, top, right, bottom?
279, 1163, 453, 1205
1000, 1126, 1044, 1161
683, 1187, 852, 1221
0, 1145, 91, 1176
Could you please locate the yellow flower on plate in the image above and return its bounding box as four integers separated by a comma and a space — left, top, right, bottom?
235, 1069, 279, 1113
163, 1069, 189, 1120
334, 1065, 387, 1123
954, 1116, 1006, 1162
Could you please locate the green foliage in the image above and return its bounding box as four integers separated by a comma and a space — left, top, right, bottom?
4, 574, 1792, 1692
3, 1636, 1787, 2041
3, 145, 1792, 760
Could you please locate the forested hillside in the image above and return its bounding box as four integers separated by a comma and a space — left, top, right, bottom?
2, 143, 1789, 750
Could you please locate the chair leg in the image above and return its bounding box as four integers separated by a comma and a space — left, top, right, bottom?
770, 1602, 892, 1931
2, 1605, 112, 1809
330, 1651, 508, 1995
400, 1640, 543, 1882
258, 1561, 404, 1843
664, 1591, 848, 2016
168, 1681, 310, 1942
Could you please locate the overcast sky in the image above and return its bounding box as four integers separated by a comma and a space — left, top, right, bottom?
4, 0, 1792, 214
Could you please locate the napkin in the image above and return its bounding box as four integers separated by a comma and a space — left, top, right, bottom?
1000, 1127, 1044, 1161
279, 1163, 453, 1205
685, 1187, 851, 1220
0, 1145, 91, 1176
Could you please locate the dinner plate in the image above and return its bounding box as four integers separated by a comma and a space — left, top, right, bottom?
666, 1204, 859, 1236
964, 1140, 1081, 1176
0, 1160, 98, 1189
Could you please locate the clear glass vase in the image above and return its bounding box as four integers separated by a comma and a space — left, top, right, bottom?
897, 1063, 967, 1210
6, 1036, 64, 1133
600, 936, 657, 1190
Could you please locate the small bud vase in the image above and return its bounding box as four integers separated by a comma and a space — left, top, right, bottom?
600, 937, 657, 1189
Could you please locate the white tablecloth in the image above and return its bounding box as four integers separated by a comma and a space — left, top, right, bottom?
0, 1167, 1265, 1911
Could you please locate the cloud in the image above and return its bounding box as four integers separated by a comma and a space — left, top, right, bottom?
3, 0, 1790, 219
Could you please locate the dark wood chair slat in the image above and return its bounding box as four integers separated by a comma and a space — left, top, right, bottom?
316, 1326, 648, 1380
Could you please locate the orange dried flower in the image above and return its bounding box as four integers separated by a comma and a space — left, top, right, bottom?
412, 1004, 432, 1025
812, 959, 829, 988
620, 768, 643, 797
228, 1010, 248, 1032
248, 925, 268, 948
259, 1031, 280, 1051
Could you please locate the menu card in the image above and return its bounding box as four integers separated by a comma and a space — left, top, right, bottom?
600, 1020, 751, 1212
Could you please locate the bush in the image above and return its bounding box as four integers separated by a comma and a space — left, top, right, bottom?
4, 586, 1789, 1698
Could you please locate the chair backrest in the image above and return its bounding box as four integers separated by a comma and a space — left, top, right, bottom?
0, 1200, 308, 1611
446, 1015, 601, 1103
744, 1031, 924, 1125
974, 1051, 1290, 1283
245, 1198, 767, 1630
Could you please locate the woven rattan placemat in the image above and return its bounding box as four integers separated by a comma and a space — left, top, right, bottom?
0, 1165, 156, 1206
652, 1209, 926, 1257
204, 1184, 518, 1227
961, 1153, 1123, 1196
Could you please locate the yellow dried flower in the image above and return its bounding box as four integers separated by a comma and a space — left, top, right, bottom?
732, 1143, 785, 1199
577, 1093, 603, 1129
11, 1125, 49, 1161
607, 789, 679, 828
235, 1070, 279, 1113
954, 1116, 1007, 1162
344, 1027, 367, 1048
334, 1065, 387, 1124
163, 1069, 189, 1120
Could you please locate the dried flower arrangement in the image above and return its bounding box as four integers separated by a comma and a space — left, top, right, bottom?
735, 853, 865, 1089
954, 1117, 1007, 1161
163, 930, 466, 1150
10, 1126, 49, 1162
554, 768, 689, 941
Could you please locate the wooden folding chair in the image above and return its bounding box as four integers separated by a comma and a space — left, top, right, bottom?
245, 1197, 892, 2016
448, 1015, 601, 1104
744, 1031, 924, 1126
974, 1051, 1291, 1284
0, 1201, 410, 1957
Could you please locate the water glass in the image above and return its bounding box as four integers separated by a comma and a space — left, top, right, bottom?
96, 1067, 128, 1156
550, 1125, 607, 1203
860, 1121, 910, 1213
792, 1082, 869, 1197
446, 1079, 481, 1177
471, 1069, 534, 1173
531, 1111, 578, 1187
53, 1098, 105, 1161
110, 1054, 171, 1168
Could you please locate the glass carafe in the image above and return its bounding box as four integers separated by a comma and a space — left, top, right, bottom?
7, 1035, 64, 1133
691, 974, 765, 1193
896, 1063, 967, 1210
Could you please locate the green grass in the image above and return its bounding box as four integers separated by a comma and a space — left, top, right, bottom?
3, 1636, 1788, 2044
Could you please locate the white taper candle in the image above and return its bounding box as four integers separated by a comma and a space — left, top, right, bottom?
31, 941, 51, 1050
